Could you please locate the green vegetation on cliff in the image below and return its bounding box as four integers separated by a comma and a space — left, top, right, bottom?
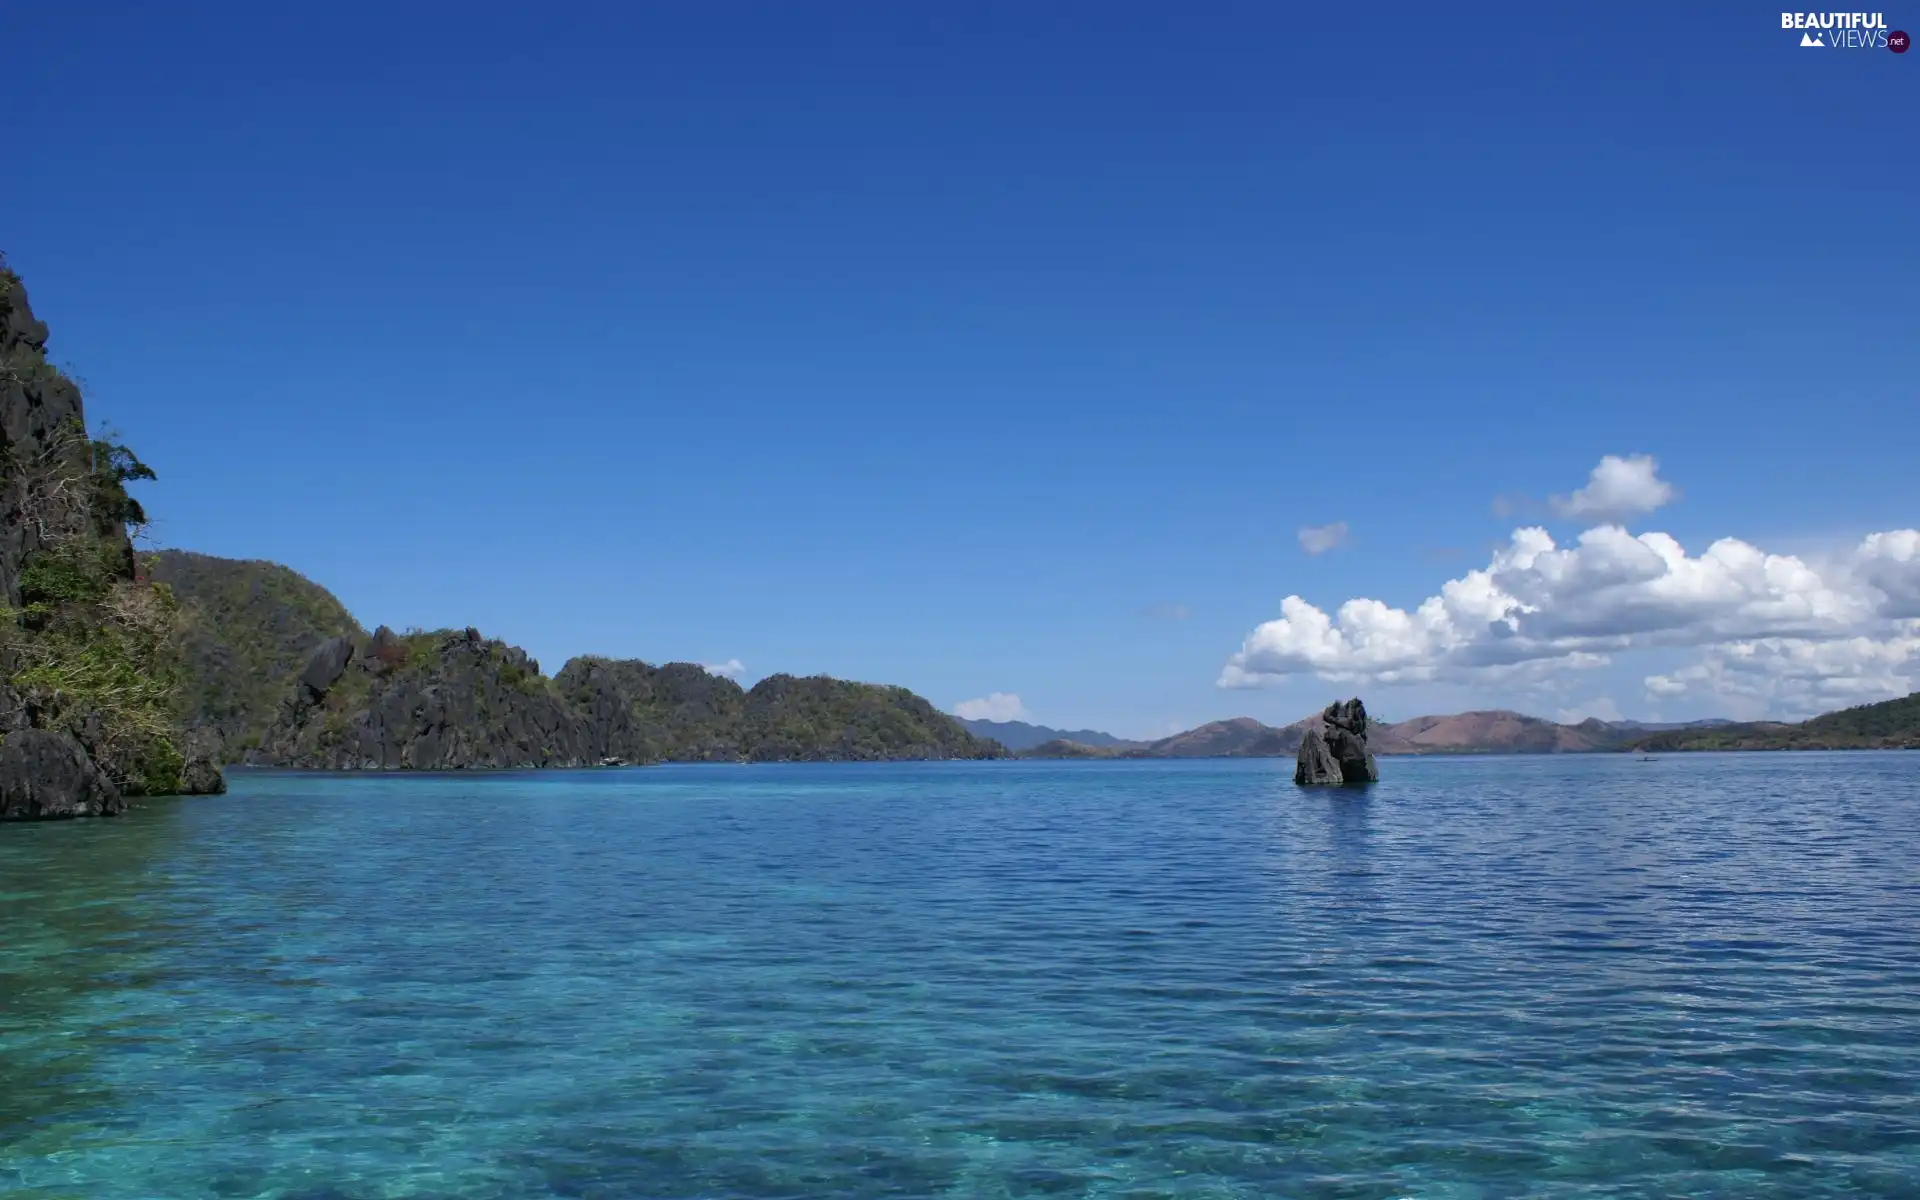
740, 673, 999, 762
150, 550, 366, 760
553, 657, 1003, 764
0, 260, 203, 799
255, 625, 587, 770
556, 657, 746, 761
246, 632, 1007, 770
111, 547, 1007, 771
1633, 693, 1920, 751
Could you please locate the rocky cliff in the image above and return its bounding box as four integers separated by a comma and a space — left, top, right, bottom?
248, 630, 1006, 769
556, 657, 748, 762
151, 550, 366, 764
0, 260, 222, 818
253, 626, 595, 769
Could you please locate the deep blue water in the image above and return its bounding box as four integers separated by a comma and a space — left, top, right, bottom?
3, 754, 1919, 1198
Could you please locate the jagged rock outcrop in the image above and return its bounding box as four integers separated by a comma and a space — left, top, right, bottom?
1294, 728, 1342, 783
1294, 698, 1379, 786
252, 626, 594, 769
247, 632, 1007, 769
299, 634, 356, 701
0, 272, 133, 607
556, 657, 747, 762
0, 728, 124, 818
0, 260, 225, 814
179, 751, 227, 795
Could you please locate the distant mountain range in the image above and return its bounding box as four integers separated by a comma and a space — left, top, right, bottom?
1010, 710, 1750, 759
954, 718, 1142, 751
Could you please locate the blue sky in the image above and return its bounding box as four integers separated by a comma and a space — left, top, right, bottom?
6, 2, 1915, 737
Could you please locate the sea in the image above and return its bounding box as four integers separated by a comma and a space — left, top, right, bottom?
2, 754, 1917, 1198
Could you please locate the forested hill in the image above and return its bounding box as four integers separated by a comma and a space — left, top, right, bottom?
150, 550, 365, 764
248, 625, 1005, 769
147, 552, 1005, 769
1632, 693, 1920, 751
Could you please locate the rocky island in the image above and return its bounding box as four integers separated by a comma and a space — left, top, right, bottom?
1294, 698, 1379, 786
243, 620, 1004, 770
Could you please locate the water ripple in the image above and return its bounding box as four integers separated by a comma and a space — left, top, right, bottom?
2, 753, 1918, 1197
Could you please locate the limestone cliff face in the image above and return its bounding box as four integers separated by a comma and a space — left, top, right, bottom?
248, 633, 1006, 769
252, 627, 595, 770
0, 273, 132, 608
0, 265, 222, 817
0, 729, 122, 819
555, 658, 748, 763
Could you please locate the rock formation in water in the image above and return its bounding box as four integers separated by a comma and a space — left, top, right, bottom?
0, 728, 123, 818
253, 626, 596, 770
1294, 698, 1379, 786
557, 657, 749, 762
247, 628, 1008, 769
0, 260, 223, 818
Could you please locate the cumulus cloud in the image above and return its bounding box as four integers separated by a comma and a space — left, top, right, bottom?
1643, 631, 1920, 717
703, 658, 746, 679
1298, 522, 1350, 556
1556, 696, 1625, 724
1549, 454, 1677, 523
1219, 523, 1920, 709
1854, 530, 1920, 618
954, 692, 1031, 722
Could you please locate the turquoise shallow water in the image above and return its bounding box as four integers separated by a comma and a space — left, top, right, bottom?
3, 754, 1919, 1199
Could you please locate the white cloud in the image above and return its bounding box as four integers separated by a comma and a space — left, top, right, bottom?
1556, 696, 1625, 724
953, 692, 1031, 722
1219, 524, 1920, 713
1298, 521, 1350, 556
1643, 631, 1920, 718
1855, 529, 1920, 618
703, 658, 746, 679
1549, 454, 1677, 524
